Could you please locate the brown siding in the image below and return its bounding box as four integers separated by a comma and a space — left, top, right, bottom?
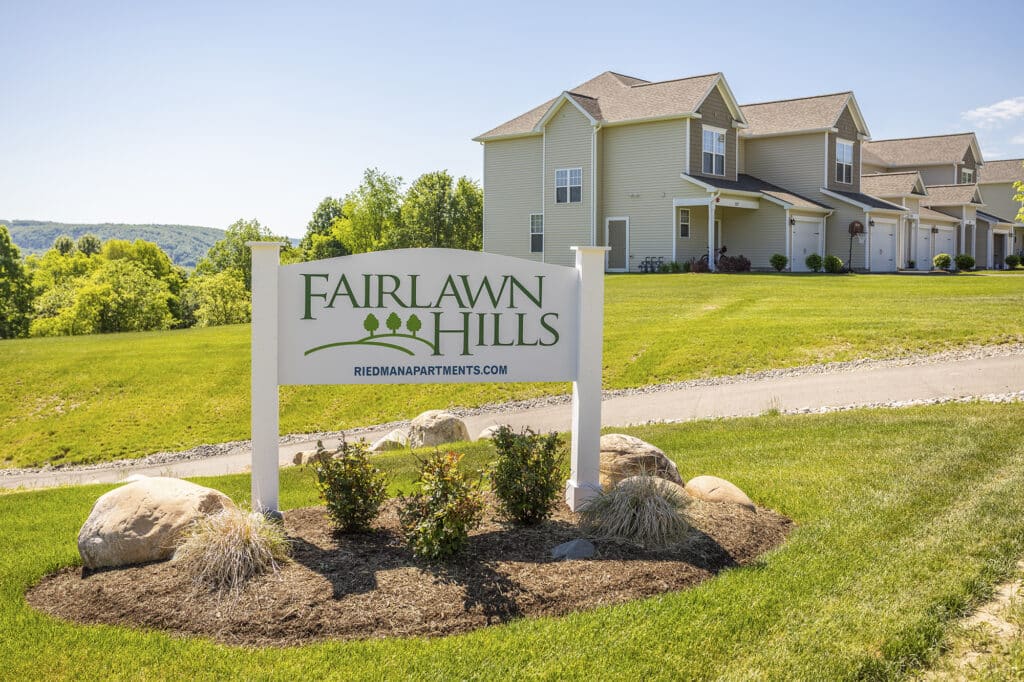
827, 106, 861, 193
962, 146, 978, 171
690, 85, 737, 181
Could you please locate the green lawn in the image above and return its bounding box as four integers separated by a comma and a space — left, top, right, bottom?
3, 403, 1024, 680
2, 272, 1022, 467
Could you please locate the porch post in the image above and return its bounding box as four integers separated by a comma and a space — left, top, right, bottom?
708, 198, 717, 271
987, 228, 994, 269
784, 210, 791, 271
960, 221, 967, 256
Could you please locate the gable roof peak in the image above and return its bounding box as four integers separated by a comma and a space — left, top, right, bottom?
740, 90, 853, 108
629, 71, 723, 89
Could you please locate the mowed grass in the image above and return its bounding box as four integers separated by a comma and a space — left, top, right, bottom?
3, 403, 1024, 679
2, 272, 1022, 467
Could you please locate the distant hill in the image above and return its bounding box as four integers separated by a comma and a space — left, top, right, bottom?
1, 220, 226, 268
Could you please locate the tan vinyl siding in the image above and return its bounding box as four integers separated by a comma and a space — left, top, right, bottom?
980, 182, 1024, 223
743, 132, 825, 197
719, 203, 786, 269
824, 203, 869, 270
602, 119, 703, 271
918, 165, 957, 186
826, 107, 861, 193
690, 86, 737, 181
482, 136, 543, 261
676, 204, 710, 263
543, 102, 593, 267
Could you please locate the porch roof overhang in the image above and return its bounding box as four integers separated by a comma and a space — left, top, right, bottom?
680, 173, 832, 213
821, 188, 908, 214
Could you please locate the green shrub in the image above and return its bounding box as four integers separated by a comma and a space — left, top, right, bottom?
668, 261, 682, 273
805, 253, 823, 272
933, 253, 952, 270
173, 506, 291, 593
954, 253, 975, 271
823, 255, 844, 273
310, 439, 388, 533
398, 451, 484, 560
718, 254, 752, 272
1006, 254, 1021, 269
490, 427, 565, 525
579, 475, 691, 550
682, 260, 692, 273
770, 253, 788, 272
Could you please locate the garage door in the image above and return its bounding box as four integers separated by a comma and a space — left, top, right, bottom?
791, 219, 821, 272
915, 225, 932, 270
869, 220, 897, 272
934, 228, 956, 263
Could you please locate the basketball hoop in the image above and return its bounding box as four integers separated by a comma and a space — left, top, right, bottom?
855, 234, 866, 245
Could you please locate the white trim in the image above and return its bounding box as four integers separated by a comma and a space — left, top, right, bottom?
708, 197, 718, 271
677, 207, 692, 240
555, 167, 583, 204
835, 138, 854, 185
591, 125, 598, 246
673, 197, 713, 207
823, 132, 830, 187
541, 128, 546, 259
784, 209, 791, 269
684, 118, 691, 176
695, 75, 749, 126
864, 211, 871, 268
604, 217, 630, 272
701, 125, 728, 176
836, 93, 872, 140
529, 213, 544, 255
740, 127, 839, 140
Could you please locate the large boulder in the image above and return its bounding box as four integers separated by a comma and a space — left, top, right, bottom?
684, 475, 755, 512
599, 434, 683, 490
407, 410, 470, 448
616, 475, 690, 502
77, 477, 235, 569
476, 424, 512, 441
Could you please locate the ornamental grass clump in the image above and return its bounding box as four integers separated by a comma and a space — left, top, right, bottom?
398, 451, 484, 561
490, 427, 565, 525
310, 439, 388, 533
173, 506, 291, 593
579, 474, 691, 550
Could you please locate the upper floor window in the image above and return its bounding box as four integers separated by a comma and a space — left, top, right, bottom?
702, 127, 726, 176
530, 214, 544, 253
678, 208, 690, 238
836, 139, 854, 184
556, 168, 582, 203
961, 168, 975, 184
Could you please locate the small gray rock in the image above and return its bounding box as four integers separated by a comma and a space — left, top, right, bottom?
551, 538, 595, 560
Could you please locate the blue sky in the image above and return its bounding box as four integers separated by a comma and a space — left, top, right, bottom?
1, 0, 1019, 238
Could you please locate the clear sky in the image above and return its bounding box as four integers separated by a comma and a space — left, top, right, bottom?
1, 0, 1019, 238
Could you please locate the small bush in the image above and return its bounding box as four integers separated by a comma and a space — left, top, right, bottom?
1006, 254, 1021, 269
823, 254, 843, 273
805, 253, 823, 272
490, 427, 565, 525
398, 451, 484, 560
933, 253, 952, 270
682, 260, 692, 273
579, 475, 690, 549
667, 260, 682, 273
770, 253, 788, 272
310, 439, 388, 533
717, 254, 751, 272
954, 253, 975, 271
173, 506, 291, 593
687, 257, 710, 273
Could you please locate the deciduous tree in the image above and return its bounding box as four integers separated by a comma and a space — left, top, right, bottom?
334, 169, 404, 253
196, 219, 294, 291
0, 225, 33, 338
75, 233, 102, 256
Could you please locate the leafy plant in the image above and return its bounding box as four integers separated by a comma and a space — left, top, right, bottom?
398, 451, 484, 560
579, 474, 691, 549
805, 253, 823, 273
310, 439, 388, 533
954, 253, 975, 271
490, 427, 565, 525
681, 260, 692, 273
770, 253, 788, 272
1006, 254, 1021, 269
823, 255, 843, 273
933, 253, 952, 270
717, 254, 751, 273
687, 257, 710, 273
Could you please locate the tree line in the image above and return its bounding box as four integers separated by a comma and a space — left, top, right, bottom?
0, 168, 482, 339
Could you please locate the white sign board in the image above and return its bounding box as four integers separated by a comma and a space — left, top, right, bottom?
277, 249, 580, 385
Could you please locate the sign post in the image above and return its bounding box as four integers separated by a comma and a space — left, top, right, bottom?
248, 246, 607, 515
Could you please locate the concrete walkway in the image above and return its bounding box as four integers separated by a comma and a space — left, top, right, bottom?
4, 353, 1023, 491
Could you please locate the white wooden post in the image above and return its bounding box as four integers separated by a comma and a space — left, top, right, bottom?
565, 245, 610, 511
248, 241, 284, 518
987, 228, 994, 269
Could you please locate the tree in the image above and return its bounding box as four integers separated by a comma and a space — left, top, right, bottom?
299, 197, 346, 256
186, 271, 251, 327
0, 225, 33, 338
52, 235, 75, 256
334, 169, 404, 253
386, 312, 401, 334
363, 313, 379, 336
400, 171, 483, 250
76, 233, 102, 256
1014, 169, 1024, 224
306, 231, 349, 261
406, 314, 422, 337
196, 219, 294, 291
452, 176, 483, 251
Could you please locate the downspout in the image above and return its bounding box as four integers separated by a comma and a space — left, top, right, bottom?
784, 209, 791, 270
591, 124, 600, 247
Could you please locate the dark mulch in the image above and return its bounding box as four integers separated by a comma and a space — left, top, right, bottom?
28, 496, 792, 647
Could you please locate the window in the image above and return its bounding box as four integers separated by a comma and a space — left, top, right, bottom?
555, 168, 582, 203
530, 214, 544, 253
702, 127, 726, 175
836, 139, 853, 184
961, 168, 975, 184
678, 208, 690, 238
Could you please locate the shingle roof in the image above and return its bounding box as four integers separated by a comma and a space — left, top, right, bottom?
978, 158, 1024, 184
689, 174, 832, 210
861, 172, 927, 198
921, 184, 984, 207
739, 92, 852, 137
474, 71, 727, 140
863, 133, 978, 168
825, 189, 907, 211
977, 210, 1015, 225
918, 207, 960, 223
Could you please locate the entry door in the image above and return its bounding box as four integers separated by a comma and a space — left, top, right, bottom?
791, 219, 820, 272
915, 226, 932, 270
870, 221, 896, 272
994, 233, 1007, 266
606, 218, 628, 272
935, 228, 956, 262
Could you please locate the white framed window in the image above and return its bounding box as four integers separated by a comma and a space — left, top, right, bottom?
555, 167, 582, 203
961, 168, 974, 184
530, 214, 543, 253
836, 139, 854, 184
702, 127, 726, 176
678, 208, 690, 238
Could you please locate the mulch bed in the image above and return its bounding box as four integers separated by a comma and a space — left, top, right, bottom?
28, 496, 793, 647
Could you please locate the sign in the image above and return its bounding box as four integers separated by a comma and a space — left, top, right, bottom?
248, 244, 609, 517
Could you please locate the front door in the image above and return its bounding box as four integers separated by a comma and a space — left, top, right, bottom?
606, 218, 628, 272
915, 225, 932, 270
791, 218, 820, 272
869, 220, 897, 272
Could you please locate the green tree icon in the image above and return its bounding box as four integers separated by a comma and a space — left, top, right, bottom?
386, 312, 401, 334
363, 313, 379, 337
406, 314, 422, 337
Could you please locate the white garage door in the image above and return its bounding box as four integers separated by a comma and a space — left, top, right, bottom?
915, 225, 932, 270
934, 228, 956, 263
791, 219, 821, 272
870, 220, 897, 272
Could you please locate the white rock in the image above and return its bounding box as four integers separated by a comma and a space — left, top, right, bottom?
599, 434, 683, 490
476, 424, 512, 441
407, 410, 470, 448
370, 428, 409, 452
77, 477, 235, 569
